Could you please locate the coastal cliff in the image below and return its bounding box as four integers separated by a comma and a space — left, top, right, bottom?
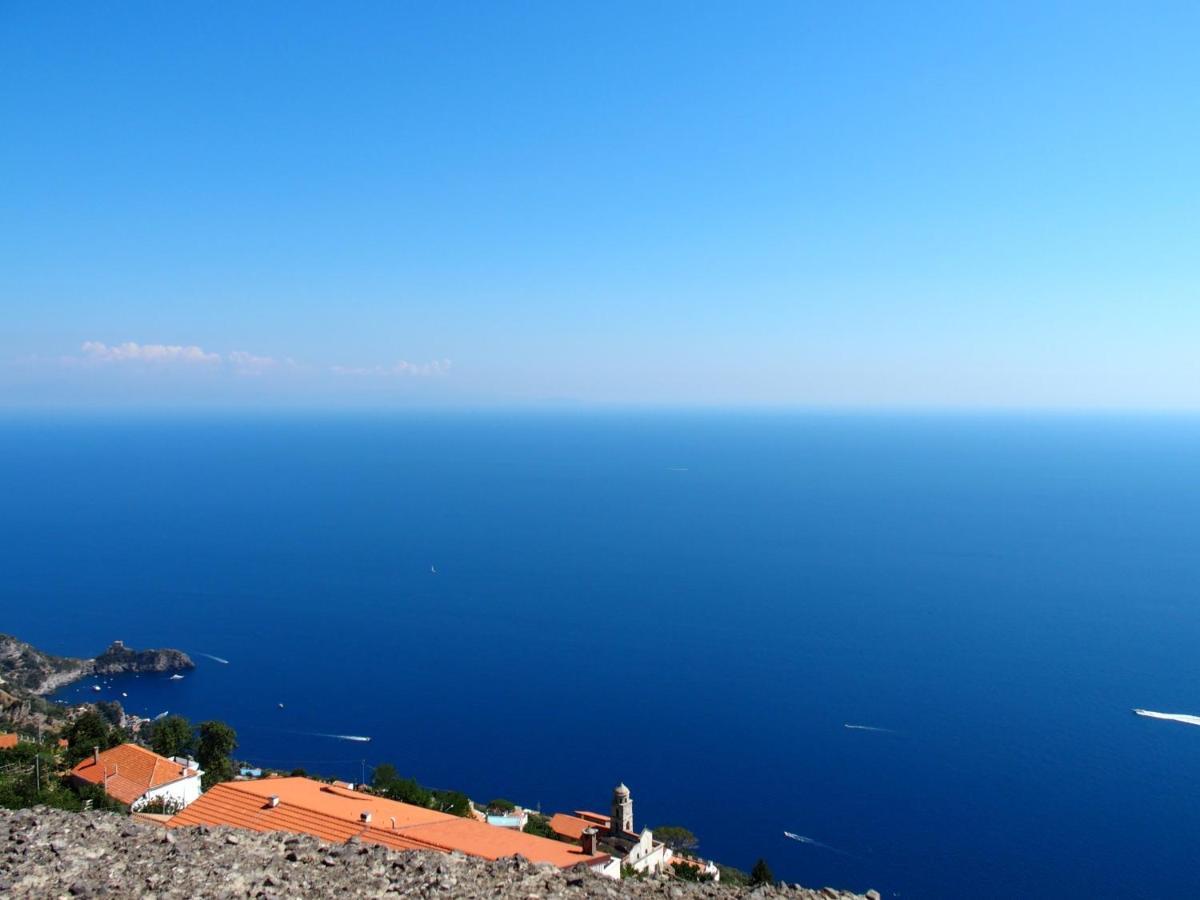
91, 640, 194, 678
0, 634, 194, 698
0, 808, 878, 899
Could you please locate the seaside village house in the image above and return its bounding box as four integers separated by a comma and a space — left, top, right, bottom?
549, 784, 720, 880
167, 777, 618, 877
71, 743, 204, 812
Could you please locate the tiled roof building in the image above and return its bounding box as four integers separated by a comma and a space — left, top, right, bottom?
548, 784, 719, 881
168, 777, 612, 872
71, 743, 203, 810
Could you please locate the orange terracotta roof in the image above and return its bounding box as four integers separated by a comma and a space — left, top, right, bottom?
573, 810, 611, 827
168, 778, 609, 869
71, 743, 197, 806
549, 813, 600, 842
0, 734, 17, 750
366, 817, 604, 866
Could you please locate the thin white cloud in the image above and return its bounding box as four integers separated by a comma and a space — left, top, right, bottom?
330, 359, 452, 377
80, 341, 221, 364
227, 350, 279, 375
56, 342, 449, 384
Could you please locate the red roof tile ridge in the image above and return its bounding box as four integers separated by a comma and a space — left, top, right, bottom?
212, 781, 445, 832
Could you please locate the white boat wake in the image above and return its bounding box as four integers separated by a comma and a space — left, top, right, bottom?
784, 832, 850, 856
306, 732, 373, 743
844, 723, 895, 733
1133, 709, 1200, 727
197, 653, 230, 665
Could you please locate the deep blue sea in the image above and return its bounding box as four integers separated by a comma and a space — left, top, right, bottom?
3, 413, 1199, 898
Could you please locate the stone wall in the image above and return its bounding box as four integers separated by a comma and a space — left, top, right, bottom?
0, 808, 879, 899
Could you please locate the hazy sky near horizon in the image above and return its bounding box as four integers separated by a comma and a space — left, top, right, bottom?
3, 2, 1199, 409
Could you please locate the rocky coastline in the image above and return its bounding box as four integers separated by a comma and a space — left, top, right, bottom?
0, 634, 194, 699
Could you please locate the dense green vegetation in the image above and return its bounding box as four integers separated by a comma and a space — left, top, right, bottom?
522, 812, 561, 840
654, 824, 699, 852
62, 711, 121, 766
146, 715, 193, 758
142, 714, 238, 789
750, 857, 775, 886
486, 797, 516, 813
196, 720, 237, 788
94, 700, 124, 727
0, 739, 121, 812
370, 764, 472, 817
2, 711, 241, 810
671, 860, 715, 883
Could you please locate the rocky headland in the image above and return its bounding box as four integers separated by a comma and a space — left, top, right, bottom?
0, 808, 877, 899
0, 635, 193, 722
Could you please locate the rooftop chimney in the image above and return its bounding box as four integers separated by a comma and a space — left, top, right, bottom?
92, 746, 100, 766
581, 827, 599, 856
360, 811, 372, 824
267, 795, 280, 808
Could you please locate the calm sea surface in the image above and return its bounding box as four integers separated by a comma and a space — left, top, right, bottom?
2, 413, 1199, 898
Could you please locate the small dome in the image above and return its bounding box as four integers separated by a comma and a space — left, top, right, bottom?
614, 783, 630, 796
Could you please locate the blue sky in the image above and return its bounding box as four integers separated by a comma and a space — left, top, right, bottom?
2, 1, 1198, 408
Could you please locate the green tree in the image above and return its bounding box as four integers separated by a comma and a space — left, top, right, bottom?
95, 700, 124, 727
430, 788, 472, 818
654, 825, 699, 853
147, 715, 194, 759
196, 720, 237, 788
377, 775, 431, 807
523, 813, 558, 840
371, 763, 398, 788
487, 797, 516, 813
749, 858, 774, 886
671, 860, 714, 883
63, 711, 119, 766
0, 742, 100, 812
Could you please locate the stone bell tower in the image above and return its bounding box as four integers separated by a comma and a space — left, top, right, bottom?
611, 782, 633, 835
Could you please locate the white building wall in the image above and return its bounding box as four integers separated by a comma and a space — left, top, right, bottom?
132, 773, 203, 812
592, 857, 623, 880
625, 830, 669, 874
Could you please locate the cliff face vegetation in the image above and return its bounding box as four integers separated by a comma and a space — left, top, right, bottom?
0, 635, 194, 700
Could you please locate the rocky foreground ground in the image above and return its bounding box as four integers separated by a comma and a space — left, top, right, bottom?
0, 808, 878, 899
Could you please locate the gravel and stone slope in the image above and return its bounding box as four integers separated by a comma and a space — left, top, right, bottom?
0, 808, 877, 900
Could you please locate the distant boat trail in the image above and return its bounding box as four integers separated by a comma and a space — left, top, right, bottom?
784, 832, 851, 856
1133, 709, 1200, 727
197, 653, 230, 665
310, 733, 372, 743
844, 723, 895, 733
